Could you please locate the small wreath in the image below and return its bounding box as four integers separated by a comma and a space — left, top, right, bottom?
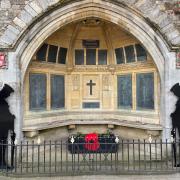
84, 133, 100, 151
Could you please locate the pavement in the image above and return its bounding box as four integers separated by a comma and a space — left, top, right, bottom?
0, 174, 180, 180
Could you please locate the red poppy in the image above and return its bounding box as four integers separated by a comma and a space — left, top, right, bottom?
84, 133, 100, 151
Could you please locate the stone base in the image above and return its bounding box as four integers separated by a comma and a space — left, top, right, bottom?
24, 130, 39, 138
24, 124, 162, 142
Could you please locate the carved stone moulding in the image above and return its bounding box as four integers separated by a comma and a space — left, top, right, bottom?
72, 74, 80, 91
73, 66, 109, 72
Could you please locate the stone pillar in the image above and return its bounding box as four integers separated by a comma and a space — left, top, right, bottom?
162, 51, 178, 141
0, 51, 23, 142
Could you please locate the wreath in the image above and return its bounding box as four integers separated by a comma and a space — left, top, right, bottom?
84, 133, 100, 151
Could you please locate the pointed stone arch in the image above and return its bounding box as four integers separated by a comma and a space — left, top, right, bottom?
4, 0, 176, 140
0, 0, 179, 49
15, 0, 167, 81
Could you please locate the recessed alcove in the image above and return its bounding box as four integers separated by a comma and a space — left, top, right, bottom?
23, 19, 161, 139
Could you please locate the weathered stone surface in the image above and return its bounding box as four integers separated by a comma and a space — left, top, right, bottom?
13, 17, 27, 29
24, 4, 38, 18
0, 0, 27, 36
29, 1, 43, 14
0, 0, 11, 9
158, 15, 172, 29
7, 25, 20, 35
37, 0, 49, 10
120, 0, 137, 5
171, 36, 180, 45
24, 130, 39, 138
68, 124, 76, 130
166, 29, 180, 41
3, 29, 18, 42
19, 10, 33, 25
0, 30, 15, 45
47, 0, 59, 6
0, 0, 179, 48
136, 0, 156, 13
161, 23, 175, 34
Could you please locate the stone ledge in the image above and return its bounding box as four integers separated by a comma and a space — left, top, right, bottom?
22, 118, 162, 132
24, 110, 159, 119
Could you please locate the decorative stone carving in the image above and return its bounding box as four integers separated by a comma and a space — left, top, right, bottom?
67, 66, 74, 74
108, 65, 116, 75
102, 75, 110, 91
74, 66, 109, 72
72, 75, 80, 91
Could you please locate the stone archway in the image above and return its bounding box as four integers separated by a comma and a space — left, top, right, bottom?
0, 0, 180, 49
4, 0, 176, 140
18, 1, 167, 80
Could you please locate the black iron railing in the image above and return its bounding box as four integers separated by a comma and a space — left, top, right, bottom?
0, 139, 180, 176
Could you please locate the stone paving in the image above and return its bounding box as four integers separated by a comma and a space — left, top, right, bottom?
0, 174, 180, 180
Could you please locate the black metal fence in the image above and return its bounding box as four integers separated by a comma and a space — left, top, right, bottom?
0, 139, 180, 177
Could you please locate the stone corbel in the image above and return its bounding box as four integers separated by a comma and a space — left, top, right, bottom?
108, 124, 115, 129
66, 66, 74, 74
108, 64, 116, 75
146, 130, 160, 138
24, 130, 39, 138
68, 124, 76, 130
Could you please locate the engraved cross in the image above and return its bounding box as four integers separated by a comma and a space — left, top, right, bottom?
86, 80, 96, 95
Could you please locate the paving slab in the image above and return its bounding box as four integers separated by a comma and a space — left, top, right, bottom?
0, 174, 180, 180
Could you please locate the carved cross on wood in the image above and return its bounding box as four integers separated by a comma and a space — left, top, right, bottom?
86, 80, 96, 95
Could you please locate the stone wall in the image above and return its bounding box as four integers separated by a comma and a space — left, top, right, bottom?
0, 0, 29, 36
0, 0, 180, 49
